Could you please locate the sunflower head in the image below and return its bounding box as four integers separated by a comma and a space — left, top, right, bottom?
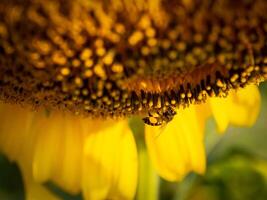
0, 0, 266, 120
0, 1, 266, 200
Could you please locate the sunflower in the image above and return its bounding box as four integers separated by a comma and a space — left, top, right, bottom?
0, 0, 266, 199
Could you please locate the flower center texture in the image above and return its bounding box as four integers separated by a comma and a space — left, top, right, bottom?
0, 0, 267, 118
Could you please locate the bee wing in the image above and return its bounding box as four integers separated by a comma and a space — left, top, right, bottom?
153, 123, 167, 139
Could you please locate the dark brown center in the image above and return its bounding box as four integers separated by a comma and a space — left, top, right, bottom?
0, 0, 266, 118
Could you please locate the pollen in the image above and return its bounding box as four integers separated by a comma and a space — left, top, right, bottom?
60, 68, 71, 76
0, 0, 267, 119
149, 117, 158, 124
129, 31, 144, 46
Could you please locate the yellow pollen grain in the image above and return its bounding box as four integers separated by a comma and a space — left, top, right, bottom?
161, 39, 171, 49
255, 66, 260, 71
141, 46, 150, 56
149, 100, 153, 107
114, 102, 120, 108
156, 98, 162, 108
180, 93, 186, 99
103, 52, 114, 65
96, 47, 106, 57
84, 69, 93, 77
165, 100, 170, 106
216, 79, 224, 87
74, 77, 83, 87
171, 99, 176, 105
84, 59, 94, 68
230, 74, 239, 82
65, 49, 74, 58
83, 99, 89, 105
218, 54, 226, 63
140, 81, 148, 89
138, 15, 151, 29
147, 38, 157, 47
149, 116, 158, 124
30, 53, 40, 60
72, 96, 78, 101
91, 94, 97, 100
60, 67, 70, 76
111, 63, 124, 73
56, 75, 64, 81
168, 50, 177, 60
176, 42, 186, 51
84, 105, 91, 110
115, 23, 125, 34
36, 40, 51, 55
72, 59, 81, 68
202, 90, 208, 96
82, 89, 89, 96
187, 92, 192, 98
209, 90, 215, 97
109, 33, 120, 43
94, 64, 106, 79
52, 52, 67, 65
128, 31, 144, 46
35, 61, 45, 69
241, 77, 247, 83
97, 91, 103, 97
206, 85, 211, 90
80, 48, 92, 60
95, 39, 104, 47
105, 82, 112, 90
74, 90, 80, 96
145, 27, 156, 38
193, 47, 202, 56
246, 66, 254, 73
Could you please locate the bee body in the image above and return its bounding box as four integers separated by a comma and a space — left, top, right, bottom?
142, 107, 177, 126
142, 116, 164, 126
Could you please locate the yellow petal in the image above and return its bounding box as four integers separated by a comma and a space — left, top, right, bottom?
82, 120, 138, 200
20, 164, 61, 200
209, 95, 231, 133
209, 84, 261, 133
32, 112, 65, 184
0, 103, 34, 162
0, 103, 61, 200
0, 103, 138, 199
145, 105, 207, 181
32, 112, 82, 194
228, 85, 260, 127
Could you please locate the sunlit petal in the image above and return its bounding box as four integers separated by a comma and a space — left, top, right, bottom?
0, 104, 34, 162
32, 113, 83, 194
21, 165, 61, 200
82, 120, 138, 200
228, 85, 260, 127
0, 103, 138, 199
210, 85, 261, 133
145, 105, 206, 181
0, 104, 61, 200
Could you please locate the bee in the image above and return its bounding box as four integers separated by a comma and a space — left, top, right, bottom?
142, 107, 177, 126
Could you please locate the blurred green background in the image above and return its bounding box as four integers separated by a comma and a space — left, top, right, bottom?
0, 82, 267, 200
